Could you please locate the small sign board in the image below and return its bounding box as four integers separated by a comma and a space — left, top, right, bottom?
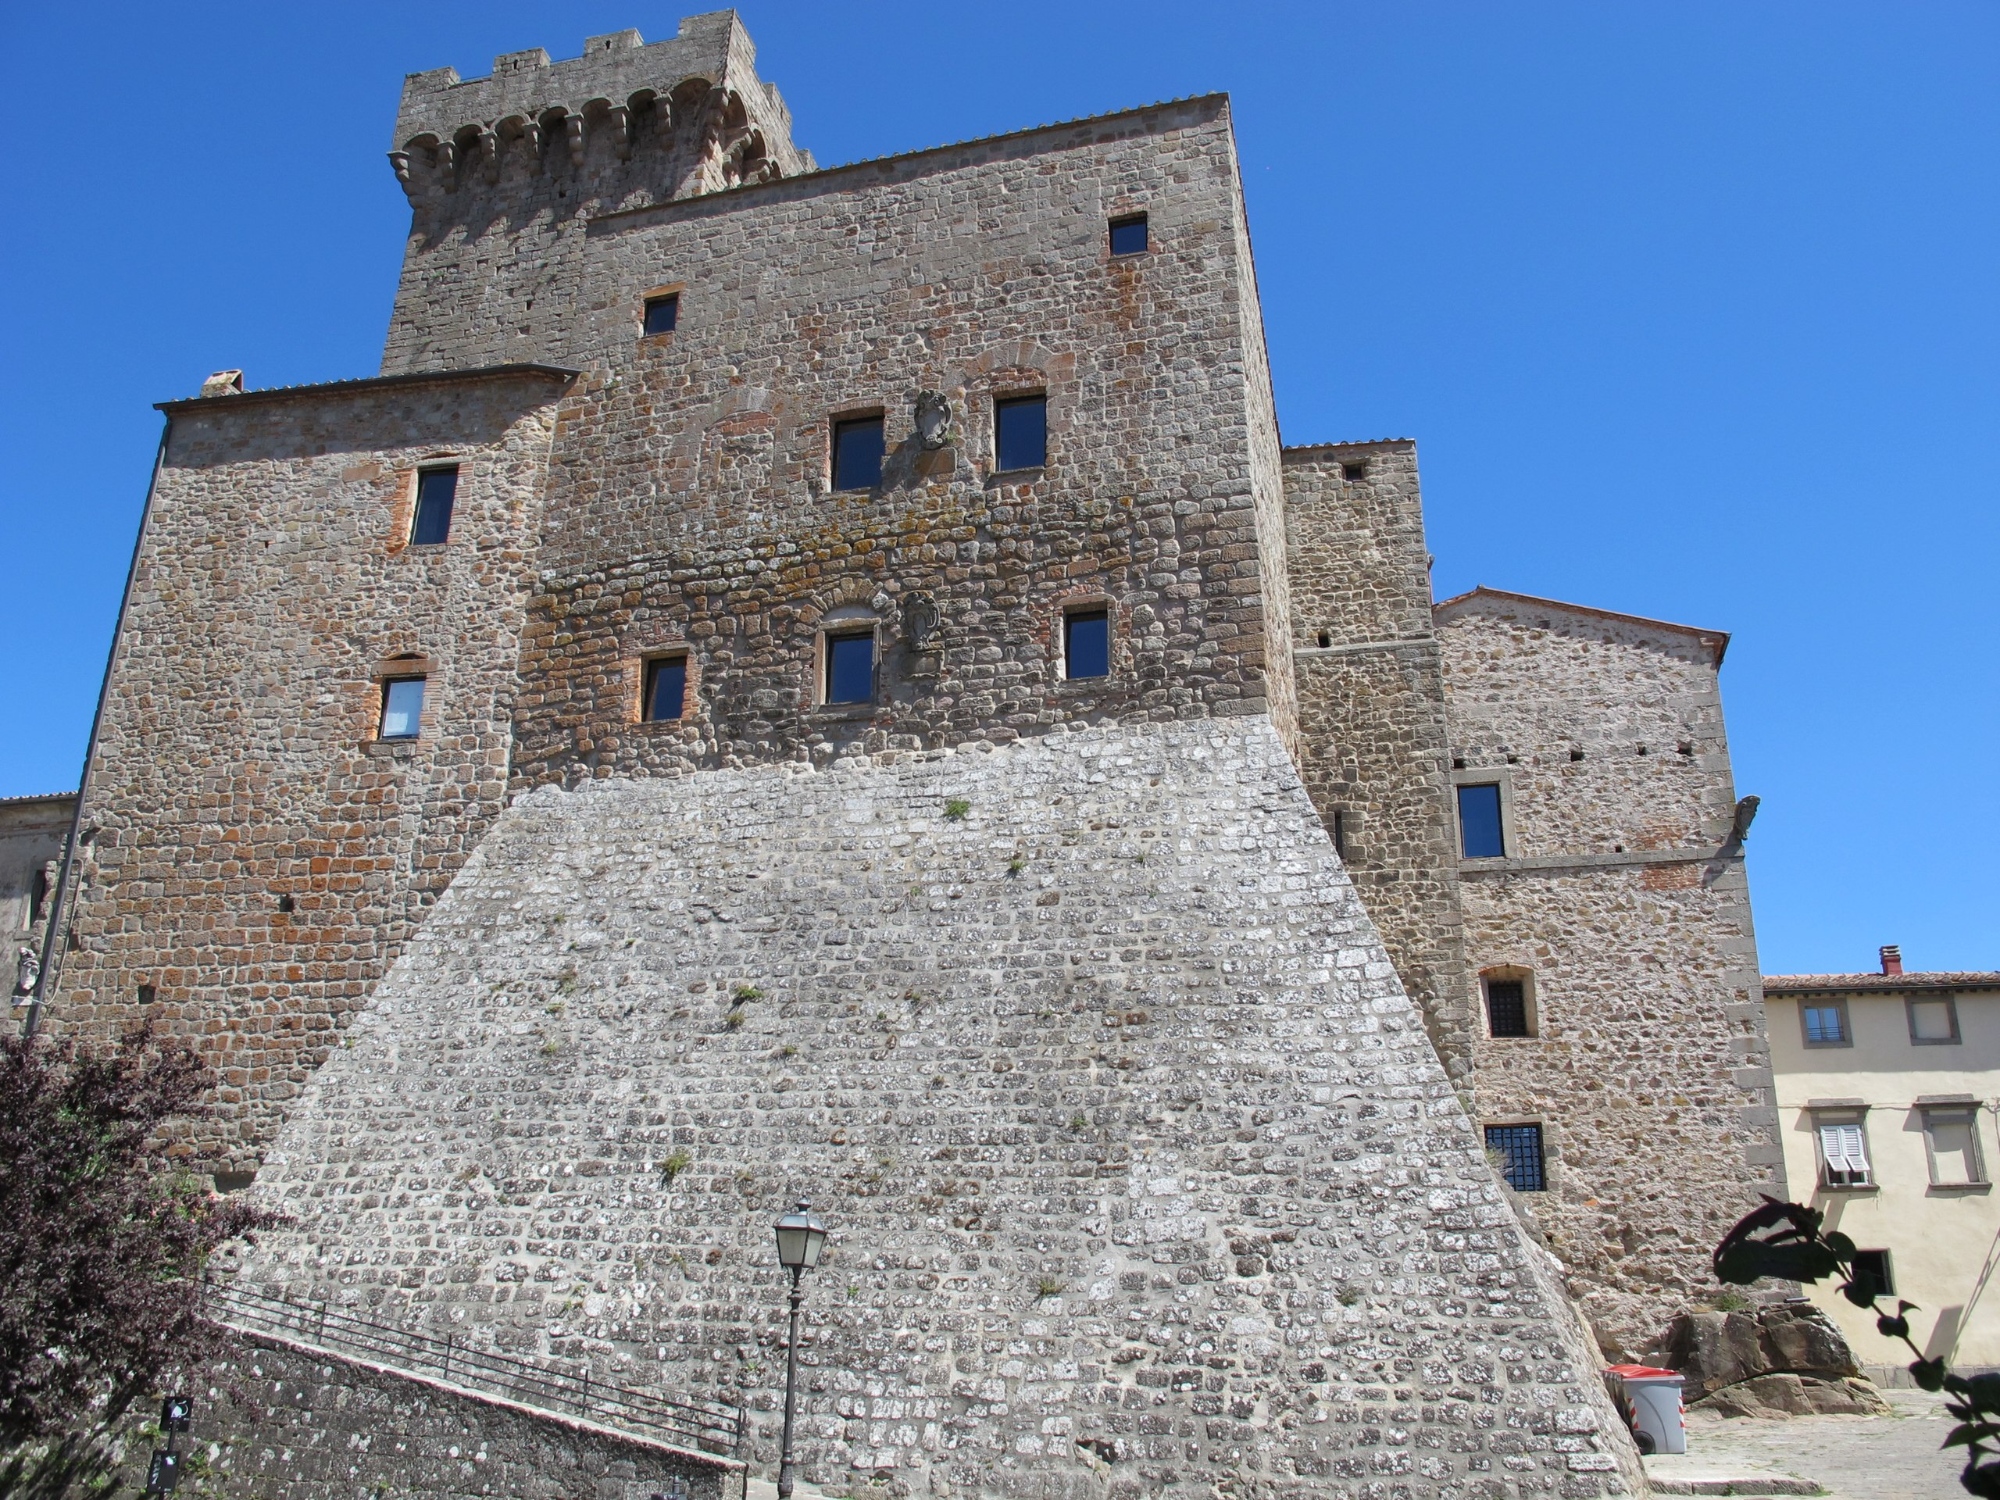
161, 1395, 193, 1433
145, 1448, 181, 1492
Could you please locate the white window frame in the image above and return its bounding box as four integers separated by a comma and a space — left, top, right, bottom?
1813, 1112, 1873, 1189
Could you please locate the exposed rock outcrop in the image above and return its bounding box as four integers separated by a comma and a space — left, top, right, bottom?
1651, 1301, 1892, 1418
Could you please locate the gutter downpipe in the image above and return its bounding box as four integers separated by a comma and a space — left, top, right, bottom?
21, 417, 170, 1041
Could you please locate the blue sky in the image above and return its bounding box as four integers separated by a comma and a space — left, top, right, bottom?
0, 2, 1992, 974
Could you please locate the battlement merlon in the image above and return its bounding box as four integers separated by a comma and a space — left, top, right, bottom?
387, 10, 812, 203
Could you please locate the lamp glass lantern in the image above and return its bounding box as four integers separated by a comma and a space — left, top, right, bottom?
773, 1200, 827, 1271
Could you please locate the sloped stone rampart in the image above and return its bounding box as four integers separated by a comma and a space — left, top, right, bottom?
236, 716, 1642, 1499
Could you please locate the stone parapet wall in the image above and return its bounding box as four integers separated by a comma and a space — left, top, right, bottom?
235, 716, 1643, 1500
1282, 444, 1475, 1081
52, 372, 567, 1171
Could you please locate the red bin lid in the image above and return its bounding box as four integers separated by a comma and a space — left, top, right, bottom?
1606, 1364, 1682, 1380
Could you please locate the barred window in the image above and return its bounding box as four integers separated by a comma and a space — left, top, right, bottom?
1484, 1123, 1546, 1192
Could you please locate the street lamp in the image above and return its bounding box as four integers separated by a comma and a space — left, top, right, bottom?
772, 1199, 827, 1500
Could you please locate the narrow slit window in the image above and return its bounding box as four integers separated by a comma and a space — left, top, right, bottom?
1330, 808, 1347, 859
825, 631, 875, 704
1109, 213, 1148, 256
1484, 1124, 1546, 1192
995, 394, 1047, 472
1064, 609, 1109, 680
831, 416, 885, 492
1485, 980, 1530, 1038
643, 293, 680, 336
379, 677, 425, 740
1457, 783, 1504, 858
645, 657, 687, 722
410, 467, 458, 546
29, 867, 47, 926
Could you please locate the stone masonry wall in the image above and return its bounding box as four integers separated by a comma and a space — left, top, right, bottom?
52, 372, 567, 1172
100, 1327, 739, 1499
1283, 443, 1475, 1083
501, 99, 1290, 789
234, 717, 1643, 1500
1437, 594, 1782, 1351
385, 12, 812, 376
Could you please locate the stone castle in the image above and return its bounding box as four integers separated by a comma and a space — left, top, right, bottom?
33, 12, 1784, 1495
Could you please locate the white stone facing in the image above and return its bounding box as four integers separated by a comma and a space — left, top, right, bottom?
237, 716, 1640, 1500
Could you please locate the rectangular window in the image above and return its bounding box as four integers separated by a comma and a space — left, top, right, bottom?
1816, 1119, 1872, 1187
1908, 995, 1961, 1045
995, 394, 1047, 472
1485, 980, 1530, 1038
1802, 1001, 1850, 1047
825, 631, 875, 705
29, 867, 47, 926
831, 416, 885, 491
644, 656, 687, 722
1064, 609, 1109, 680
1923, 1108, 1986, 1186
1331, 808, 1347, 859
1850, 1249, 1895, 1300
1457, 783, 1504, 858
1109, 213, 1148, 256
1484, 1124, 1546, 1192
410, 467, 458, 546
379, 677, 425, 740
643, 293, 679, 335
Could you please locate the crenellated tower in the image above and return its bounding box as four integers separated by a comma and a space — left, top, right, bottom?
381, 11, 812, 374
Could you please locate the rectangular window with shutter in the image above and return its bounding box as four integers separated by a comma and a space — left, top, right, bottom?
1815, 1117, 1873, 1188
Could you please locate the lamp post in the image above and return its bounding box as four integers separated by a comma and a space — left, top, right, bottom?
772, 1199, 827, 1500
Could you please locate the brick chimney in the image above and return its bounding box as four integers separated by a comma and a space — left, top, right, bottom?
1879, 944, 1903, 976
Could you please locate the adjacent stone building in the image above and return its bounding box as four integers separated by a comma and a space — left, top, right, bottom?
29, 9, 1793, 1493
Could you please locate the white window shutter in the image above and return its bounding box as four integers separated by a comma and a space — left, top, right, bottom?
1819, 1123, 1869, 1180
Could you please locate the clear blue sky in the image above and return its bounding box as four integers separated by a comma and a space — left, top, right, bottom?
1, 3, 1992, 975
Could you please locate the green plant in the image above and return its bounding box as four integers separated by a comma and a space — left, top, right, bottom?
1008, 855, 1028, 875
661, 1148, 693, 1185
1034, 1277, 1064, 1299
1710, 1289, 1752, 1313
1069, 1113, 1088, 1131
779, 1044, 798, 1058
724, 1009, 746, 1030
555, 966, 578, 995
1714, 1198, 2000, 1495
541, 1036, 562, 1055
732, 984, 764, 1003
944, 799, 971, 820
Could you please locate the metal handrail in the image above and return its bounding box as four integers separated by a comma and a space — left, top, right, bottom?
205, 1281, 744, 1455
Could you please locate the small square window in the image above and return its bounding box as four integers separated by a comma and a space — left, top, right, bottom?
825, 631, 875, 704
995, 394, 1047, 472
1457, 783, 1504, 858
1850, 1249, 1895, 1299
1801, 1001, 1850, 1047
1484, 1124, 1546, 1192
644, 656, 687, 722
410, 467, 458, 546
379, 677, 425, 739
1816, 1117, 1872, 1187
1485, 979, 1530, 1038
1908, 995, 1960, 1045
643, 293, 680, 336
1923, 1108, 1986, 1185
1340, 460, 1368, 483
1064, 609, 1109, 680
1109, 213, 1148, 256
831, 416, 885, 491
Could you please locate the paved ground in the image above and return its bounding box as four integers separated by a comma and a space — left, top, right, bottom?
1642, 1391, 1963, 1499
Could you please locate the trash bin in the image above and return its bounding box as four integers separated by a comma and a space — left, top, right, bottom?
1606, 1363, 1686, 1455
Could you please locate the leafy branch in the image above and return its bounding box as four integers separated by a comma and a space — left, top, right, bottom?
1714, 1197, 1999, 1496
